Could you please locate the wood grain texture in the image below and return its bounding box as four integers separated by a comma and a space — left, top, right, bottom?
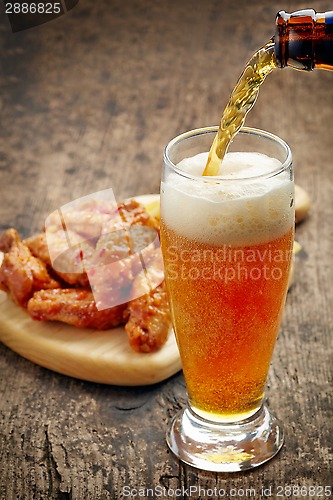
0, 0, 332, 498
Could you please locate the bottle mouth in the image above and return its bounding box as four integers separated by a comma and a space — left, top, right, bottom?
274, 9, 317, 71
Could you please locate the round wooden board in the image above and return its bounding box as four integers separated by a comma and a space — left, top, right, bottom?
0, 194, 182, 386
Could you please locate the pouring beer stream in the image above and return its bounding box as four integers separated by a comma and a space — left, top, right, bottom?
203, 9, 333, 177
203, 41, 276, 176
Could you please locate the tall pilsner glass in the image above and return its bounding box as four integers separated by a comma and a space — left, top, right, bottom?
160, 127, 294, 472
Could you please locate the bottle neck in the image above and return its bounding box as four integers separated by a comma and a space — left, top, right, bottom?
274, 9, 333, 71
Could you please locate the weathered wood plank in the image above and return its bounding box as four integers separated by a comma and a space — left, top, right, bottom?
0, 0, 332, 498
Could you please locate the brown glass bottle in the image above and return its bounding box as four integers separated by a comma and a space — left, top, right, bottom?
274, 9, 333, 71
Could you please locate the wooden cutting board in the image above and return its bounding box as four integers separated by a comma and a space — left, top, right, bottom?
0, 294, 180, 386
0, 194, 182, 386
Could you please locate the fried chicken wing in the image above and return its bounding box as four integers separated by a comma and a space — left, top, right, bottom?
25, 232, 92, 287
27, 288, 129, 330
118, 199, 160, 232
87, 201, 161, 310
26, 199, 158, 291
0, 229, 60, 308
0, 228, 18, 253
45, 198, 119, 240
100, 199, 159, 235
125, 282, 171, 353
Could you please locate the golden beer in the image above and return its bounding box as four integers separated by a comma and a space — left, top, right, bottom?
161, 225, 293, 421
161, 135, 294, 423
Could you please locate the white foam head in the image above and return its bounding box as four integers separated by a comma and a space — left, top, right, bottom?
161, 152, 294, 246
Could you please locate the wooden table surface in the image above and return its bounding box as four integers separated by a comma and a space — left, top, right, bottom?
0, 0, 332, 498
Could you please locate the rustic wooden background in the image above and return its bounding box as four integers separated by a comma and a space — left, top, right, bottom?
0, 0, 332, 498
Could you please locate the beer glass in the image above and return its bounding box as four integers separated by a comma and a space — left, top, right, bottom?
160, 127, 294, 472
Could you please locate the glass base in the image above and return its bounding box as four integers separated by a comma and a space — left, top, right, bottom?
166, 404, 284, 472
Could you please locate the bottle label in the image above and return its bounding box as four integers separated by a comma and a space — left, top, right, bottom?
325, 11, 333, 24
